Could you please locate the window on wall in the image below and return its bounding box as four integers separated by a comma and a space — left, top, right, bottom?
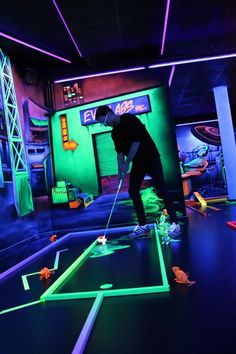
63, 82, 84, 106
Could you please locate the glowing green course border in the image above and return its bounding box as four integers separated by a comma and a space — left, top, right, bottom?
40, 224, 169, 302
1, 225, 169, 352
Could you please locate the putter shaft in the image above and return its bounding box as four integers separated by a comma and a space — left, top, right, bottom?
103, 178, 123, 237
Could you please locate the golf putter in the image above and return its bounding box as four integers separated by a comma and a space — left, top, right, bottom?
103, 178, 123, 238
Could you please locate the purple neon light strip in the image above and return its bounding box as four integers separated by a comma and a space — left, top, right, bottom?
148, 52, 236, 68
0, 31, 71, 63
71, 292, 104, 354
168, 65, 175, 86
176, 119, 217, 127
54, 66, 146, 83
54, 51, 236, 84
0, 226, 129, 281
161, 0, 171, 55
0, 233, 71, 281
52, 0, 83, 57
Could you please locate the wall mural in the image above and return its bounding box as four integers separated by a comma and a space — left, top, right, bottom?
0, 91, 52, 199
23, 98, 52, 197
176, 121, 227, 199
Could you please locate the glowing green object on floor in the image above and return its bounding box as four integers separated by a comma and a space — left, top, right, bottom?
100, 284, 113, 289
120, 187, 164, 214
89, 242, 130, 258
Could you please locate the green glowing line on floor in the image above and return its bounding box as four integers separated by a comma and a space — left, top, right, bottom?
40, 225, 169, 302
89, 243, 130, 258
0, 300, 41, 315
154, 224, 169, 286
43, 284, 169, 302
53, 249, 68, 269
40, 240, 97, 301
1, 226, 169, 321
22, 271, 40, 290
21, 249, 69, 291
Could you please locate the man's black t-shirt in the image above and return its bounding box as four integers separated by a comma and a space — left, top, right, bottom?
111, 113, 160, 163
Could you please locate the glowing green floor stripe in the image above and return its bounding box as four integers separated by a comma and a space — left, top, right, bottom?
0, 300, 41, 315
40, 240, 97, 301
154, 224, 169, 286
43, 284, 169, 302
1, 226, 169, 320
22, 271, 40, 290
53, 249, 69, 269
21, 249, 69, 291
41, 225, 169, 302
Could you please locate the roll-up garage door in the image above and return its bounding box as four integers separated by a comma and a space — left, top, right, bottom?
94, 132, 117, 177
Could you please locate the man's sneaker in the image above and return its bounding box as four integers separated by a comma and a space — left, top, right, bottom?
168, 222, 181, 237
128, 225, 150, 239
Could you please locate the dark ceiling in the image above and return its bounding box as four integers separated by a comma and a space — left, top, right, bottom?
1, 0, 236, 120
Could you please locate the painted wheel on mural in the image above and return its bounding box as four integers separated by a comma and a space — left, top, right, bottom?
191, 125, 221, 146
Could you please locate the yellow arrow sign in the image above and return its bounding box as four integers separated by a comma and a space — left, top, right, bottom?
60, 114, 78, 151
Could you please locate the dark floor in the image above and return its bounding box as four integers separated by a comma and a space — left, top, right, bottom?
1, 182, 236, 354
0, 182, 184, 273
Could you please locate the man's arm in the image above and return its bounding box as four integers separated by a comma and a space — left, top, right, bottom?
118, 141, 140, 177
117, 153, 125, 180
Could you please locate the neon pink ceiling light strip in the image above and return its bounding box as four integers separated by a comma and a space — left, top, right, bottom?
52, 0, 83, 58
0, 31, 71, 63
53, 52, 236, 83
54, 66, 146, 83
148, 52, 236, 68
168, 65, 175, 86
161, 0, 171, 55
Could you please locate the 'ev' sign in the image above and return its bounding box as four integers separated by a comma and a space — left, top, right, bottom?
80, 95, 151, 126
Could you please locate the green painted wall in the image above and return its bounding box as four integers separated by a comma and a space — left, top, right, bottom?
51, 87, 182, 198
